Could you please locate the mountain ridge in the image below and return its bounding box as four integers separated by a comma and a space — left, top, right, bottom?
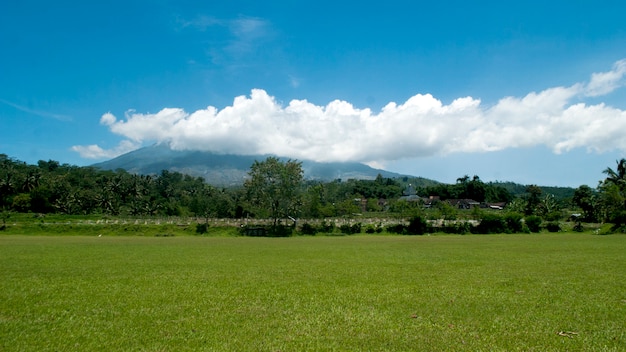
91, 144, 416, 186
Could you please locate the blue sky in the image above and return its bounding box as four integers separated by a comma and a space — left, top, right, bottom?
1, 0, 626, 187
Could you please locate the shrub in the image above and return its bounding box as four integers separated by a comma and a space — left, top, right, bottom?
299, 223, 317, 235
573, 222, 584, 232
525, 215, 542, 233
544, 211, 563, 222
269, 225, 293, 237
239, 225, 265, 237
195, 222, 209, 234
609, 210, 626, 231
545, 222, 561, 232
407, 216, 429, 235
240, 225, 293, 237
504, 213, 524, 233
318, 221, 335, 234
339, 223, 362, 235
474, 213, 507, 234
386, 223, 407, 234
453, 221, 472, 235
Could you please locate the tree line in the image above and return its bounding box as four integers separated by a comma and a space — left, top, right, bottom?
2, 153, 625, 231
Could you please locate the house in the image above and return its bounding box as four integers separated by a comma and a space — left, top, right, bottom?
398, 184, 423, 202
446, 199, 480, 209
487, 202, 507, 210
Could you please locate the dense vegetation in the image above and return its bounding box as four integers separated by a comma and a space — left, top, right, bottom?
2, 153, 626, 234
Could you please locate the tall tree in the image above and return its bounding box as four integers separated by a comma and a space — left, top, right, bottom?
600, 159, 626, 225
245, 157, 303, 227
573, 185, 599, 222
524, 185, 543, 215
603, 158, 626, 189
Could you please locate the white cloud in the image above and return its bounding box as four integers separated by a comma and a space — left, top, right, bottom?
74, 59, 626, 163
71, 140, 139, 159
585, 59, 626, 97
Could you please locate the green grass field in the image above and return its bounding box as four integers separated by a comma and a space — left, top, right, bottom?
1, 233, 625, 351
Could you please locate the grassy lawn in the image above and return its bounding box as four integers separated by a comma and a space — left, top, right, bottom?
1, 233, 625, 351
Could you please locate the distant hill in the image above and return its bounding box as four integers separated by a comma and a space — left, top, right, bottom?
490, 181, 576, 201
90, 145, 575, 197
91, 144, 414, 186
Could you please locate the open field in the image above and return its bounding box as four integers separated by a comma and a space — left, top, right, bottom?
1, 233, 625, 351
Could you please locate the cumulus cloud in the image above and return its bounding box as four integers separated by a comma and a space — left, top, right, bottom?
73, 59, 626, 162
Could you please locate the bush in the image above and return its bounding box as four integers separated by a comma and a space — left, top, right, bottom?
504, 213, 524, 233
299, 223, 317, 235
318, 221, 335, 234
339, 223, 362, 235
609, 210, 626, 230
240, 225, 293, 237
525, 215, 542, 233
269, 225, 293, 237
195, 222, 209, 234
453, 221, 472, 235
544, 211, 563, 222
386, 223, 407, 234
573, 222, 584, 232
407, 216, 429, 235
545, 222, 561, 232
474, 213, 507, 234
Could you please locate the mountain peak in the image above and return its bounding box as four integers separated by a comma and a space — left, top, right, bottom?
92, 145, 410, 186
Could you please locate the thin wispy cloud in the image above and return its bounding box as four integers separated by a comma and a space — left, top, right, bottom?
585, 59, 626, 97
178, 14, 274, 67
72, 60, 626, 163
0, 99, 72, 122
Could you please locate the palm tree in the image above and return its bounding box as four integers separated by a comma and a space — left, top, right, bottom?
603, 158, 626, 189
602, 159, 626, 226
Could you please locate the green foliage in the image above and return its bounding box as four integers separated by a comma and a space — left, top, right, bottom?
407, 215, 429, 235
335, 199, 361, 216
364, 223, 383, 234
421, 175, 512, 203
435, 201, 457, 220
474, 213, 507, 234
339, 223, 362, 235
299, 222, 317, 235
318, 221, 335, 234
5, 153, 623, 234
0, 154, 241, 218
240, 224, 293, 237
195, 222, 209, 234
245, 157, 303, 226
524, 185, 542, 215
11, 193, 31, 212
525, 215, 542, 233
0, 209, 10, 230
573, 185, 600, 222
503, 212, 525, 233
545, 222, 561, 232
385, 223, 407, 234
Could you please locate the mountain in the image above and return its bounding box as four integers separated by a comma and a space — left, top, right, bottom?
91, 144, 412, 186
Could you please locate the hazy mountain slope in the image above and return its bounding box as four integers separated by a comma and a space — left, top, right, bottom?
92, 145, 411, 186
